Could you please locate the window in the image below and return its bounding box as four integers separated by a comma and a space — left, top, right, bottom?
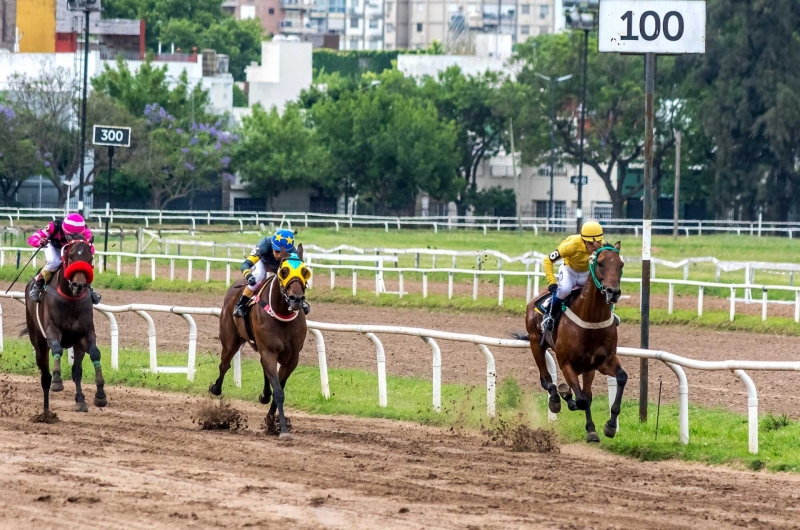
350, 38, 360, 49
467, 3, 478, 13
386, 22, 394, 32
350, 16, 359, 27
369, 18, 378, 28
521, 4, 530, 14
536, 201, 566, 219
268, 7, 275, 14
539, 4, 549, 18
592, 202, 613, 220
521, 24, 530, 35
386, 43, 393, 50
539, 25, 550, 34
386, 1, 393, 12
416, 22, 423, 32
417, 2, 424, 11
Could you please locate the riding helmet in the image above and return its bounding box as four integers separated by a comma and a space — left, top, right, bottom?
271, 229, 296, 253
580, 220, 604, 242
63, 213, 86, 234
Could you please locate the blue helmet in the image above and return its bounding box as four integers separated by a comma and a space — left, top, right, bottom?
271, 229, 296, 253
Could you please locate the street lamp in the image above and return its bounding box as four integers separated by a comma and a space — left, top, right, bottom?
562, 0, 598, 233
167, 76, 195, 124
534, 72, 573, 230
67, 0, 100, 217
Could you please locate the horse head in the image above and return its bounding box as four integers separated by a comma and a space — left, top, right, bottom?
63, 236, 94, 298
591, 241, 623, 305
276, 244, 311, 312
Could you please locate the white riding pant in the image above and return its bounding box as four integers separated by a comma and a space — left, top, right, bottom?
250, 260, 267, 284
43, 244, 62, 273
556, 265, 589, 299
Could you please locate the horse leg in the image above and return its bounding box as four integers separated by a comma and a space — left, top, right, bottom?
33, 339, 51, 413
559, 364, 589, 411
599, 356, 628, 438
582, 371, 599, 443
530, 340, 560, 413
267, 356, 299, 432
259, 365, 271, 405
82, 334, 107, 407
261, 352, 291, 440
51, 348, 64, 392
210, 314, 244, 396
71, 346, 88, 413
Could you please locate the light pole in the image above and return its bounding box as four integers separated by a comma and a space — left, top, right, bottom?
534, 72, 573, 230
562, 0, 598, 233
67, 0, 100, 217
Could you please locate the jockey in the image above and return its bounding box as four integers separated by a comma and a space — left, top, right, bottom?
541, 220, 610, 332
27, 213, 101, 304
233, 228, 310, 318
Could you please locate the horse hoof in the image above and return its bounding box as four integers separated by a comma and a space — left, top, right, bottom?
576, 399, 589, 411
603, 422, 617, 439
278, 432, 293, 441
208, 383, 221, 396
94, 396, 108, 408
586, 431, 600, 443
557, 383, 572, 400
75, 401, 89, 413
548, 397, 561, 414
567, 401, 579, 412
259, 394, 270, 405
51, 381, 64, 393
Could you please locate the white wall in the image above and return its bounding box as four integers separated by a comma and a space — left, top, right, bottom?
246, 41, 312, 112
398, 54, 520, 80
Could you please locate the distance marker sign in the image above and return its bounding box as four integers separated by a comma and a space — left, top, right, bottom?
93, 125, 131, 147
598, 1, 706, 54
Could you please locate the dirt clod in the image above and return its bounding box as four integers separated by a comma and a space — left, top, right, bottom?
192, 399, 247, 431
483, 418, 560, 453
0, 374, 23, 417
30, 411, 59, 424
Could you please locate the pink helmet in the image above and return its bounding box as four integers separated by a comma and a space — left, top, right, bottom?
63, 213, 86, 234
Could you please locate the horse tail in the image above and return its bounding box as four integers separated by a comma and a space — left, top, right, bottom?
509, 332, 530, 342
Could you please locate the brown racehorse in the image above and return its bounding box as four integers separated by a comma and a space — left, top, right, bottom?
516, 243, 626, 443
210, 246, 310, 440
24, 237, 107, 414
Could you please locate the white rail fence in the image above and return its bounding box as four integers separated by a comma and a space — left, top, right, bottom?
0, 207, 797, 237
3, 246, 800, 322
1, 292, 797, 453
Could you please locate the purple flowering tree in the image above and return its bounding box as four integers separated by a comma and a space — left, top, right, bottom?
0, 104, 44, 205
122, 104, 236, 208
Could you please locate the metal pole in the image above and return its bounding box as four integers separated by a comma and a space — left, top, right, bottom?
640, 52, 656, 423
509, 117, 520, 229
673, 130, 681, 239
103, 146, 113, 271
78, 8, 90, 216
548, 77, 556, 226
576, 28, 589, 233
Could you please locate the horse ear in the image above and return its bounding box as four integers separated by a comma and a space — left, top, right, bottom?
614, 240, 621, 251
297, 243, 304, 260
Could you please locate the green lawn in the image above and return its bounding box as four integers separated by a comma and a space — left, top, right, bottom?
2, 337, 797, 473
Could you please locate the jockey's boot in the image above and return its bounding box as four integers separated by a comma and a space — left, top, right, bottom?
90, 287, 101, 305
541, 294, 563, 333
233, 294, 251, 318
302, 300, 310, 315
30, 270, 53, 303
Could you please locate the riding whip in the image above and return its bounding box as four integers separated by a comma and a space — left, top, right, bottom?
6, 245, 43, 294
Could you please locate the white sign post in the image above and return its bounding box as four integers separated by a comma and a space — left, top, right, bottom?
598, 0, 706, 422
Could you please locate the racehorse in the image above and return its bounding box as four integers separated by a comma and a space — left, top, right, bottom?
515, 243, 627, 443
24, 236, 107, 414
210, 246, 310, 440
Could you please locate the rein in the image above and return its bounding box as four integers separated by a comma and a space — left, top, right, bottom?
588, 246, 621, 309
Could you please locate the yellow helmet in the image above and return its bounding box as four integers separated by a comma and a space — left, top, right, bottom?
580, 220, 604, 242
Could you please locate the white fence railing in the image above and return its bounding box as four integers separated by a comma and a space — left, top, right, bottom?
3, 246, 800, 322
1, 207, 799, 237
2, 291, 797, 454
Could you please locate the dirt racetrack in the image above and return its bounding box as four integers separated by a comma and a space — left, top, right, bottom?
2, 289, 800, 418
1, 375, 800, 530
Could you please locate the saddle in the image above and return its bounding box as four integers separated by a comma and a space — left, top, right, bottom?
534, 288, 580, 350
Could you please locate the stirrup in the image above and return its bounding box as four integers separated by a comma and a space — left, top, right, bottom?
91, 290, 101, 305
541, 314, 554, 332
30, 286, 42, 302
302, 301, 310, 315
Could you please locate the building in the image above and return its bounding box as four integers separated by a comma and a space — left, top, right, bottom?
397, 33, 518, 78
244, 37, 312, 112
222, 0, 282, 35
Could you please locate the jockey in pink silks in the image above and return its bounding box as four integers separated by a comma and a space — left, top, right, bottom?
27, 213, 101, 304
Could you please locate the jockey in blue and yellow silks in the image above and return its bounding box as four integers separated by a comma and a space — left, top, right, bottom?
233, 229, 310, 318
541, 220, 607, 332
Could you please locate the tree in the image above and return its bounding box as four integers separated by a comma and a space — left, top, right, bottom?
514, 33, 647, 217
121, 104, 235, 208
8, 67, 79, 207
235, 104, 328, 208
421, 67, 509, 214
310, 71, 461, 214
0, 105, 43, 205
92, 57, 209, 126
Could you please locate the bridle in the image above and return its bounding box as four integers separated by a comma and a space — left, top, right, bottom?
588, 246, 622, 305
61, 239, 94, 296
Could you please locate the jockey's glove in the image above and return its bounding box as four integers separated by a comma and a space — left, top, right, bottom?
548, 283, 557, 294
246, 274, 257, 287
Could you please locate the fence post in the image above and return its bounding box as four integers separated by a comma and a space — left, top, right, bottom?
423, 337, 441, 413
151, 258, 156, 281
730, 287, 736, 322
352, 269, 357, 297
668, 283, 674, 315
206, 261, 211, 283
698, 286, 704, 317
116, 255, 121, 276
448, 272, 453, 300
733, 369, 758, 454
423, 272, 428, 299
188, 260, 193, 282
478, 344, 496, 417
473, 274, 479, 301
366, 333, 387, 407
308, 329, 330, 399
398, 271, 404, 298
498, 274, 504, 306
762, 288, 768, 322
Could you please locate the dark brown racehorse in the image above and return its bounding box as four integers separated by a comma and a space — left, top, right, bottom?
516, 243, 627, 443
210, 245, 310, 440
24, 237, 106, 414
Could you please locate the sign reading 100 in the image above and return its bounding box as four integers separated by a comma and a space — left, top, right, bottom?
598, 1, 706, 55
